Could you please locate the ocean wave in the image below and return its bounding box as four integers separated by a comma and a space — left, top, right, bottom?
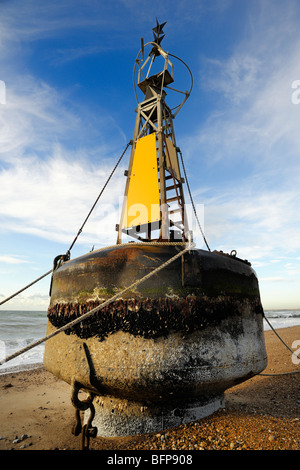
265, 310, 300, 318
0, 337, 45, 374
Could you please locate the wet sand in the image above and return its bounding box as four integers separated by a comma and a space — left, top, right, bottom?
0, 326, 299, 452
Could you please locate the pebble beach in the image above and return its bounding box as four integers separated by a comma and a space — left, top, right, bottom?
0, 326, 299, 452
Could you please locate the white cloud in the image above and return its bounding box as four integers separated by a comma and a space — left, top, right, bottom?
185, 1, 300, 272
202, 55, 262, 105
0, 54, 128, 249
201, 182, 300, 260
0, 1, 114, 46
0, 75, 83, 161
194, 66, 300, 169
0, 0, 143, 63
260, 277, 290, 283
195, 1, 300, 167
0, 292, 50, 310
0, 83, 127, 253
0, 255, 29, 264
0, 150, 126, 246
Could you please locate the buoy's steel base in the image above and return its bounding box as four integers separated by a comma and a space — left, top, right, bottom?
85, 394, 225, 437
44, 245, 267, 437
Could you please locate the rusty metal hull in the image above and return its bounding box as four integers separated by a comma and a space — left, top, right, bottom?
44, 245, 267, 435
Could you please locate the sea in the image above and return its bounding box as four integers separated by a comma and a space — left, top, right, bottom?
0, 309, 299, 375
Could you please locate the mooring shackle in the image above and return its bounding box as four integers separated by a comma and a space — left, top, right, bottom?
71, 379, 97, 449
72, 408, 82, 436
81, 402, 98, 450
71, 379, 94, 411
71, 379, 92, 437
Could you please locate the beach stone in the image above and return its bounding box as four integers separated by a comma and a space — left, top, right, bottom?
4, 383, 13, 389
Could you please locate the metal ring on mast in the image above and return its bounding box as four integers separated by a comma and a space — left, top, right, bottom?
133, 41, 193, 116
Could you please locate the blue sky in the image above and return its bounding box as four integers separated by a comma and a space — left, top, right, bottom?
0, 0, 300, 311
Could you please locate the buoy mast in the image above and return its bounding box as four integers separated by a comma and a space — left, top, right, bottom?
116, 20, 192, 244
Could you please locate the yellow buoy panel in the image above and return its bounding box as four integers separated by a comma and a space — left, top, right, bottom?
123, 133, 161, 228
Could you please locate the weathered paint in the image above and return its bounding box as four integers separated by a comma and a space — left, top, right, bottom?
48, 245, 260, 302
44, 245, 267, 436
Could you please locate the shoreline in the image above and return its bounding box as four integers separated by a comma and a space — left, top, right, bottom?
1, 317, 299, 378
0, 326, 299, 451
0, 362, 43, 377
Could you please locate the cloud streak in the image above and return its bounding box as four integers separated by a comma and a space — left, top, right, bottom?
0, 255, 29, 265
0, 147, 126, 246
179, 0, 300, 308
0, 67, 127, 252
188, 0, 300, 241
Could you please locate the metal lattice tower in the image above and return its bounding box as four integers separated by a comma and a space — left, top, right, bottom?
117, 21, 193, 243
